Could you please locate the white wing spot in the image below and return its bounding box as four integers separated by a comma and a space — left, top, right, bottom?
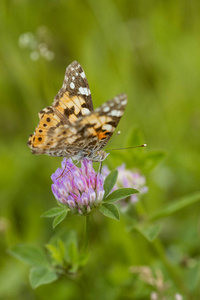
110, 110, 122, 117
81, 108, 90, 115
72, 76, 75, 80
102, 124, 113, 131
79, 87, 90, 96
103, 106, 110, 112
70, 82, 75, 89
121, 99, 127, 105
80, 72, 86, 78
76, 72, 78, 76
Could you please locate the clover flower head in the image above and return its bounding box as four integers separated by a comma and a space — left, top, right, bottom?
51, 159, 105, 215
102, 164, 148, 205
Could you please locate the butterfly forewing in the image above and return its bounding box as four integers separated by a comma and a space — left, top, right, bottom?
52, 61, 93, 124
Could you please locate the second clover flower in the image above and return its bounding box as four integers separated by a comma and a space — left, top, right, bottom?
51, 159, 105, 215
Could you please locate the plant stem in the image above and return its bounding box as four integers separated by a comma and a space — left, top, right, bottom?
82, 215, 91, 254
136, 201, 191, 297
153, 239, 191, 298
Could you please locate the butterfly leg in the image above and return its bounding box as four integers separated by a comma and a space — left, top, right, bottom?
56, 160, 79, 180
97, 161, 103, 174
56, 159, 68, 180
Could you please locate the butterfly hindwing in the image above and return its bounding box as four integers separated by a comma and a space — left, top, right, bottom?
75, 93, 127, 150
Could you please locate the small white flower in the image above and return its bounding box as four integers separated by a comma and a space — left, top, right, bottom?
175, 293, 183, 300
30, 51, 39, 61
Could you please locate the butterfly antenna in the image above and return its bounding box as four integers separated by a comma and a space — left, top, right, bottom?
104, 130, 121, 149
106, 144, 147, 151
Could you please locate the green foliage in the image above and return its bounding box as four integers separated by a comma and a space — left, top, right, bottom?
42, 207, 67, 218
9, 230, 89, 289
103, 188, 138, 203
42, 207, 69, 228
9, 245, 48, 267
103, 169, 118, 197
52, 211, 68, 229
29, 266, 58, 289
99, 203, 120, 221
132, 223, 162, 242
150, 191, 200, 221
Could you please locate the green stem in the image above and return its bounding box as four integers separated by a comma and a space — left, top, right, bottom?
82, 215, 91, 254
152, 239, 191, 298
135, 201, 191, 297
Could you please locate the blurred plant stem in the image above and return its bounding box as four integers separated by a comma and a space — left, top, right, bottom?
153, 239, 191, 298
82, 215, 91, 254
136, 201, 191, 297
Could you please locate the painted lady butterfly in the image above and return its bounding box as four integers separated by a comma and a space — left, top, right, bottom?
27, 61, 127, 161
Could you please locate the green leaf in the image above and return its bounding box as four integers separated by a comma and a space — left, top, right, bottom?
99, 203, 120, 221
78, 253, 89, 267
46, 239, 66, 264
103, 170, 118, 198
41, 207, 67, 218
58, 239, 66, 261
45, 244, 62, 264
104, 188, 138, 203
150, 191, 200, 221
29, 266, 58, 289
68, 242, 78, 266
133, 224, 162, 242
53, 211, 68, 228
9, 245, 48, 267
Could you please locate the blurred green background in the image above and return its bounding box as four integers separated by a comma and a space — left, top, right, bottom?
1, 0, 200, 299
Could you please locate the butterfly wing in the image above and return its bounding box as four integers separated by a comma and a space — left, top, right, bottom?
52, 61, 93, 124
27, 61, 93, 154
75, 93, 127, 151
30, 94, 127, 159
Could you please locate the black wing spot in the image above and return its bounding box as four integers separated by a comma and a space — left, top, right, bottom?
38, 137, 42, 142
46, 117, 51, 122
64, 106, 75, 116
77, 111, 82, 118
43, 123, 47, 127
81, 103, 87, 108
107, 120, 118, 127
39, 129, 43, 133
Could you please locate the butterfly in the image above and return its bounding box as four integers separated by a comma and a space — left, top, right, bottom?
27, 61, 127, 162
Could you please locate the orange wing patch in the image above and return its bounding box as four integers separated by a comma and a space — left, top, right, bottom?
78, 114, 114, 138
53, 92, 90, 123
28, 110, 61, 149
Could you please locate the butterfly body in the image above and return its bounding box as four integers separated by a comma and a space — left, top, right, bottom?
28, 61, 127, 162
